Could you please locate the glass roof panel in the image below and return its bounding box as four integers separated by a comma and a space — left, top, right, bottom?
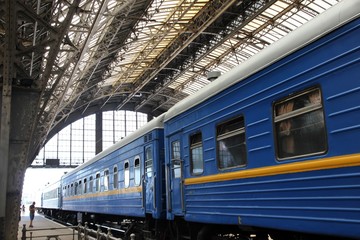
34, 0, 340, 136
170, 0, 339, 95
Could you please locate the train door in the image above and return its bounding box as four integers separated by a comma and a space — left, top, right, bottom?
168, 136, 184, 216
144, 145, 154, 212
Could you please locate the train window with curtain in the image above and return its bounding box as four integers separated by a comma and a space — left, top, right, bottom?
190, 132, 204, 175
95, 173, 100, 192
113, 165, 118, 189
124, 161, 130, 188
145, 146, 153, 177
274, 88, 327, 159
134, 157, 141, 186
83, 178, 87, 194
104, 169, 109, 191
217, 116, 247, 169
89, 176, 93, 193
171, 140, 181, 178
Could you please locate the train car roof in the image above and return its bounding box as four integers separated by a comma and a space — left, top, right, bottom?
62, 113, 165, 179
164, 0, 360, 122
42, 180, 61, 193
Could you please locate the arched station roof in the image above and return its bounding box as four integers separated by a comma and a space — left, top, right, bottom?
1, 0, 339, 159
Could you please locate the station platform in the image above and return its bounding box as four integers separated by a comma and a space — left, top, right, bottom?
18, 210, 76, 240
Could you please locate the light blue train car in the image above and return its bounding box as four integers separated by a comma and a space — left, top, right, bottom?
41, 180, 62, 217
164, 0, 360, 239
60, 114, 165, 223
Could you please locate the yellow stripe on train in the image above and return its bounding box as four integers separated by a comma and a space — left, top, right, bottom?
184, 154, 360, 185
63, 186, 142, 200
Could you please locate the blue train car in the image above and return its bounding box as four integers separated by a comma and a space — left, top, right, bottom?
41, 180, 61, 217
164, 0, 360, 239
60, 114, 165, 222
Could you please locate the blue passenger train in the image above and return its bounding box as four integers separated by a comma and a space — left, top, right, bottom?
40, 0, 360, 239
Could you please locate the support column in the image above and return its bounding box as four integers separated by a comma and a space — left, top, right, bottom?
5, 89, 41, 240
0, 64, 12, 240
95, 112, 103, 154
0, 0, 15, 238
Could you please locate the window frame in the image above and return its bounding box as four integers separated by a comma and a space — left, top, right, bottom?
89, 176, 93, 193
71, 183, 74, 196
103, 169, 110, 191
124, 161, 130, 188
273, 87, 327, 160
74, 183, 76, 196
78, 180, 82, 195
216, 115, 247, 170
95, 172, 101, 192
113, 165, 118, 189
83, 178, 87, 194
145, 146, 153, 177
134, 156, 141, 186
189, 132, 204, 175
171, 140, 181, 179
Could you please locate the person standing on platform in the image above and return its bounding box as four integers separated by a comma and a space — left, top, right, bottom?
29, 202, 36, 227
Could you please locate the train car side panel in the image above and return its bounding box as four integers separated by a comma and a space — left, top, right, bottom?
41, 180, 61, 210
165, 2, 360, 238
61, 116, 165, 220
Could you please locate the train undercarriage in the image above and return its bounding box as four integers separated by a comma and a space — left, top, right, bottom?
40, 208, 351, 240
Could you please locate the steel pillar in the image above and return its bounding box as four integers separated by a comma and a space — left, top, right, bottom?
0, 0, 16, 237
96, 112, 103, 155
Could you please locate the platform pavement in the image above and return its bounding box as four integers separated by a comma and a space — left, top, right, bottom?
18, 210, 77, 240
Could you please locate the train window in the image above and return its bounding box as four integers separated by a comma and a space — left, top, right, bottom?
217, 116, 247, 169
113, 166, 118, 189
78, 180, 82, 195
89, 176, 93, 193
274, 88, 327, 159
145, 146, 153, 177
71, 183, 74, 196
104, 170, 109, 191
75, 182, 78, 195
83, 178, 87, 194
67, 185, 70, 196
44, 189, 57, 200
64, 186, 67, 197
134, 157, 141, 186
124, 161, 130, 188
95, 173, 100, 192
190, 132, 204, 175
171, 141, 181, 178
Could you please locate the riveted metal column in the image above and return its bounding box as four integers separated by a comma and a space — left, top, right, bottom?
0, 0, 15, 239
